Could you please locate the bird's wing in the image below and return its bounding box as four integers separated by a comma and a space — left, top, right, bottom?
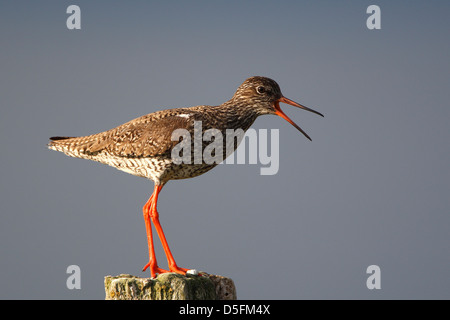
86, 109, 200, 158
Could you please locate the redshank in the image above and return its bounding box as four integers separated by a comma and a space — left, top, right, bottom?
48, 76, 323, 278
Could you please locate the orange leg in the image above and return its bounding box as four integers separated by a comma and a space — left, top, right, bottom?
142, 184, 189, 278
141, 191, 169, 277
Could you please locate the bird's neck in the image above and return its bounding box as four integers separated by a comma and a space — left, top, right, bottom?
215, 100, 262, 132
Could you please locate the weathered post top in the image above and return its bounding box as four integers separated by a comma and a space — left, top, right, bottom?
105, 272, 236, 300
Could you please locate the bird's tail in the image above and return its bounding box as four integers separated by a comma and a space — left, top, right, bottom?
47, 135, 100, 159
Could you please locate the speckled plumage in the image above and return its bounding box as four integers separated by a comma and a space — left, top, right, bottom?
48, 77, 300, 185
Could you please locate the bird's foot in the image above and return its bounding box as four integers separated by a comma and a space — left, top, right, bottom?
169, 265, 190, 275
142, 262, 169, 278
142, 262, 190, 278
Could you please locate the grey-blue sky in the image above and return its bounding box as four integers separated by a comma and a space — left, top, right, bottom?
0, 1, 449, 299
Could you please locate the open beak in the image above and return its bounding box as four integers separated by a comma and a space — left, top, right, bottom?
274, 96, 324, 141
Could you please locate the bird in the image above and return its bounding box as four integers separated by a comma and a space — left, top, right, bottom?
48, 76, 323, 278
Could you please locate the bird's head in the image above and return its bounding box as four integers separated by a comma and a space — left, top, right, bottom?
232, 76, 324, 140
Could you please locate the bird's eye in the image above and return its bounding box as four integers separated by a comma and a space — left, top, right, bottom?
256, 86, 265, 94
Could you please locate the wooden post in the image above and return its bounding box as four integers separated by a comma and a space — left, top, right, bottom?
105, 272, 236, 300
